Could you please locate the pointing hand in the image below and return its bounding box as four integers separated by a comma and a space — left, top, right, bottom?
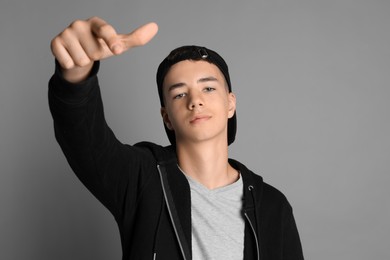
51, 17, 158, 82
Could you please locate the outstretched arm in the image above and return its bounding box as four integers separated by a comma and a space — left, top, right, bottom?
48, 17, 159, 217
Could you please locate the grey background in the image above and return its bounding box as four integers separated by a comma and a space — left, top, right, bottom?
1, 0, 389, 259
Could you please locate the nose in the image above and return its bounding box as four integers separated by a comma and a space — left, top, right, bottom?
187, 91, 204, 110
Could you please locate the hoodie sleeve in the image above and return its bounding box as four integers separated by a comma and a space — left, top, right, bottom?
48, 60, 155, 219
260, 182, 304, 260
282, 204, 305, 260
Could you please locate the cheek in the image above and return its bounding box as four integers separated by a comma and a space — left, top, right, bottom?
164, 105, 181, 125
220, 95, 231, 112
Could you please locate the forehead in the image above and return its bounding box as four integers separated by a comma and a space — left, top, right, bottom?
163, 60, 225, 87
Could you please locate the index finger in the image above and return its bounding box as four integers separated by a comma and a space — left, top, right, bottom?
88, 17, 121, 54
121, 22, 159, 50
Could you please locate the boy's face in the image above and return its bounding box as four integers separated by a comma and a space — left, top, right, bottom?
161, 60, 236, 145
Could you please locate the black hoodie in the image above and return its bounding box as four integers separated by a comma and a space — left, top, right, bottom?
48, 61, 304, 260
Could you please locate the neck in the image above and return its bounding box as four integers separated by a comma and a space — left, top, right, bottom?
176, 138, 238, 190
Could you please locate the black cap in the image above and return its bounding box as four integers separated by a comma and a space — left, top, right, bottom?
156, 45, 237, 146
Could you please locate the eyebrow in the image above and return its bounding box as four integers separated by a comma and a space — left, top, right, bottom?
168, 76, 219, 92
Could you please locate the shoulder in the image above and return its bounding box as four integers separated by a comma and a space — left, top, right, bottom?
134, 141, 177, 163
261, 182, 292, 210
251, 171, 291, 211
229, 158, 292, 210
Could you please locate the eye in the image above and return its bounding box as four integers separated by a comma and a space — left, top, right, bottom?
204, 87, 216, 92
173, 93, 187, 99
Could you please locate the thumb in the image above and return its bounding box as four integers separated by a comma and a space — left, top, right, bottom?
119, 22, 159, 51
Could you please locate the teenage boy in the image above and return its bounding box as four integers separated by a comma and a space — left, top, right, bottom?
49, 17, 304, 260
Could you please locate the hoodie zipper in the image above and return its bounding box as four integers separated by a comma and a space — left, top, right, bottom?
244, 211, 260, 260
244, 183, 260, 260
157, 164, 188, 260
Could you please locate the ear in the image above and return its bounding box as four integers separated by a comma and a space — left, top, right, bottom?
160, 107, 173, 130
227, 92, 236, 119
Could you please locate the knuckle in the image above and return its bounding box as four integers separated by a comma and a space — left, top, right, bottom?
60, 28, 73, 39
76, 57, 91, 67
61, 59, 74, 70
87, 16, 100, 23
50, 38, 65, 58
69, 19, 86, 29
96, 24, 114, 36
88, 51, 101, 61
50, 37, 60, 50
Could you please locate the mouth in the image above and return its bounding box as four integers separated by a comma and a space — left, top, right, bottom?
190, 115, 211, 124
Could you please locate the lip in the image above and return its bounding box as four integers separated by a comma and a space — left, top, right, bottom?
189, 115, 211, 124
